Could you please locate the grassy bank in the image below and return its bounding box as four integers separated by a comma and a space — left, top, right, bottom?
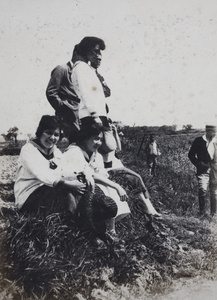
0, 127, 216, 300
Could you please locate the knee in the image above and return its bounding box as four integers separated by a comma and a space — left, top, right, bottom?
66, 193, 78, 214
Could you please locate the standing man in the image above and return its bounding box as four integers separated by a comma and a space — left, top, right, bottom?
90, 52, 111, 113
69, 37, 116, 155
188, 125, 217, 216
46, 45, 81, 135
145, 134, 161, 176
71, 36, 108, 128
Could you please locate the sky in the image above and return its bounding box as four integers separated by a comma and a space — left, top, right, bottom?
1, 0, 217, 135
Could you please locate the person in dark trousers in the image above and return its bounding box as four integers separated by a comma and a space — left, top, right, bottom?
145, 134, 161, 176
46, 45, 82, 135
210, 141, 217, 216
188, 125, 217, 216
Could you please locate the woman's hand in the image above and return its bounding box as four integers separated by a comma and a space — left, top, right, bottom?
85, 175, 95, 188
115, 184, 128, 202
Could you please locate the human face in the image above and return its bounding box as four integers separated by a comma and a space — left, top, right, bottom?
206, 129, 216, 141
88, 44, 102, 69
150, 135, 155, 142
84, 133, 103, 154
39, 128, 60, 150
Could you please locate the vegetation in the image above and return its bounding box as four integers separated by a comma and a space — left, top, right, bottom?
0, 126, 23, 156
182, 124, 193, 132
0, 140, 26, 156
0, 125, 216, 300
1, 127, 19, 143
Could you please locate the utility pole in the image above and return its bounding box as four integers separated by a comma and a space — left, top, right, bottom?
137, 132, 147, 156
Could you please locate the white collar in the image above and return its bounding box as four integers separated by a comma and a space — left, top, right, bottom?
30, 139, 55, 156
202, 135, 216, 143
69, 61, 73, 68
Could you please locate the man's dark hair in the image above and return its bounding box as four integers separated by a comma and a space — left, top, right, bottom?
77, 36, 105, 57
149, 134, 155, 140
35, 115, 60, 138
71, 44, 80, 61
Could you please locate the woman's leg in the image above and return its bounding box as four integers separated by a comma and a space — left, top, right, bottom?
118, 170, 161, 215
138, 192, 161, 216
106, 212, 130, 234
152, 157, 157, 176
66, 193, 80, 217
105, 218, 120, 244
107, 217, 116, 232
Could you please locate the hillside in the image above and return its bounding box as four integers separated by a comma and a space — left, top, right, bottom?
0, 127, 216, 300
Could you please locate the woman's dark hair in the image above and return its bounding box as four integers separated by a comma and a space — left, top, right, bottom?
35, 115, 60, 138
77, 36, 106, 57
79, 125, 103, 142
68, 119, 104, 144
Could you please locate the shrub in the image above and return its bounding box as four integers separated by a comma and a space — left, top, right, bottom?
0, 141, 26, 156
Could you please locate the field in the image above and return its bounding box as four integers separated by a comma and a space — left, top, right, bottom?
0, 127, 217, 300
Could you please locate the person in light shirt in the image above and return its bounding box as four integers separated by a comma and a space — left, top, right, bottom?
61, 121, 130, 239
71, 36, 108, 128
145, 134, 161, 176
188, 125, 217, 216
14, 115, 86, 215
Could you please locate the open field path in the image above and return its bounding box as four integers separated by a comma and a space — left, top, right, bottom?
0, 155, 18, 184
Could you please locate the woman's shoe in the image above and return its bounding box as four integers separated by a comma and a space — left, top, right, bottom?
106, 230, 126, 255
153, 214, 163, 220
145, 212, 162, 222
94, 238, 107, 250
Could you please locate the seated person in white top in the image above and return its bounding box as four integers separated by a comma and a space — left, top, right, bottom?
14, 115, 87, 216
61, 121, 130, 237
102, 121, 161, 218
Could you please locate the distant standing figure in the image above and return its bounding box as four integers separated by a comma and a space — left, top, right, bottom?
145, 134, 161, 176
188, 125, 217, 216
210, 141, 217, 215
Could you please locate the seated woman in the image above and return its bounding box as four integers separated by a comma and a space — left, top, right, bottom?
61, 122, 130, 238
14, 115, 87, 216
102, 121, 161, 218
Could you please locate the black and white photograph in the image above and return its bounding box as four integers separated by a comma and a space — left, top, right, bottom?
0, 0, 217, 299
